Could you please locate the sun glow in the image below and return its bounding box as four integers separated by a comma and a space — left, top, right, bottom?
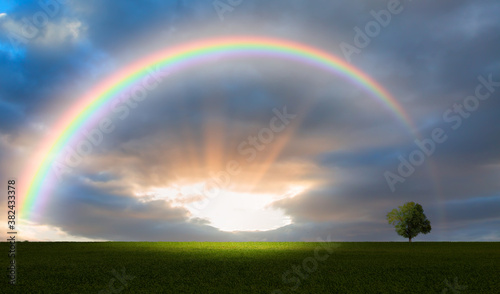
191, 190, 292, 232
136, 184, 307, 232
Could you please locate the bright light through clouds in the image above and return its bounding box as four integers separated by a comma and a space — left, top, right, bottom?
136, 185, 307, 232
191, 191, 292, 232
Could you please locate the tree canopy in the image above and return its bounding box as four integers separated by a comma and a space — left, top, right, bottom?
386, 202, 431, 242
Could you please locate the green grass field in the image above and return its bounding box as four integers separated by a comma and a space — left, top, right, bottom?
2, 242, 499, 293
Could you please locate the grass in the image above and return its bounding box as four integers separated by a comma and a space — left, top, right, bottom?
1, 242, 499, 293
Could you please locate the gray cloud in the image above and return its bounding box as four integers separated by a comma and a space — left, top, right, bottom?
0, 0, 499, 241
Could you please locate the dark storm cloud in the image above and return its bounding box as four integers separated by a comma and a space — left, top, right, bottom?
0, 0, 499, 241
67, 0, 213, 51
441, 196, 500, 224
357, 0, 500, 118
39, 175, 243, 241
0, 98, 24, 132
240, 218, 500, 242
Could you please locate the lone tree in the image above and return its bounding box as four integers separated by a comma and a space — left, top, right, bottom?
386, 202, 431, 242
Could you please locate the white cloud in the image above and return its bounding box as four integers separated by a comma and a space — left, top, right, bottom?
0, 16, 86, 46
38, 19, 86, 45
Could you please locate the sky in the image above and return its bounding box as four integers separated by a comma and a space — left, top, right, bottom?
0, 0, 499, 241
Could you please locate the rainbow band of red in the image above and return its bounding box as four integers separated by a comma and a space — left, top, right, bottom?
20, 36, 414, 218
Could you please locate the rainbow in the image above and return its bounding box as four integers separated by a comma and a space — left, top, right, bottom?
20, 36, 414, 219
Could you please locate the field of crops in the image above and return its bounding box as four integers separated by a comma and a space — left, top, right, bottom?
1, 242, 498, 293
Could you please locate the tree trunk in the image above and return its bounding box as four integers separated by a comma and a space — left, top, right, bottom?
409, 236, 412, 243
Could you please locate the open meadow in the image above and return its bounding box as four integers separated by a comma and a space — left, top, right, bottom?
2, 242, 499, 293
